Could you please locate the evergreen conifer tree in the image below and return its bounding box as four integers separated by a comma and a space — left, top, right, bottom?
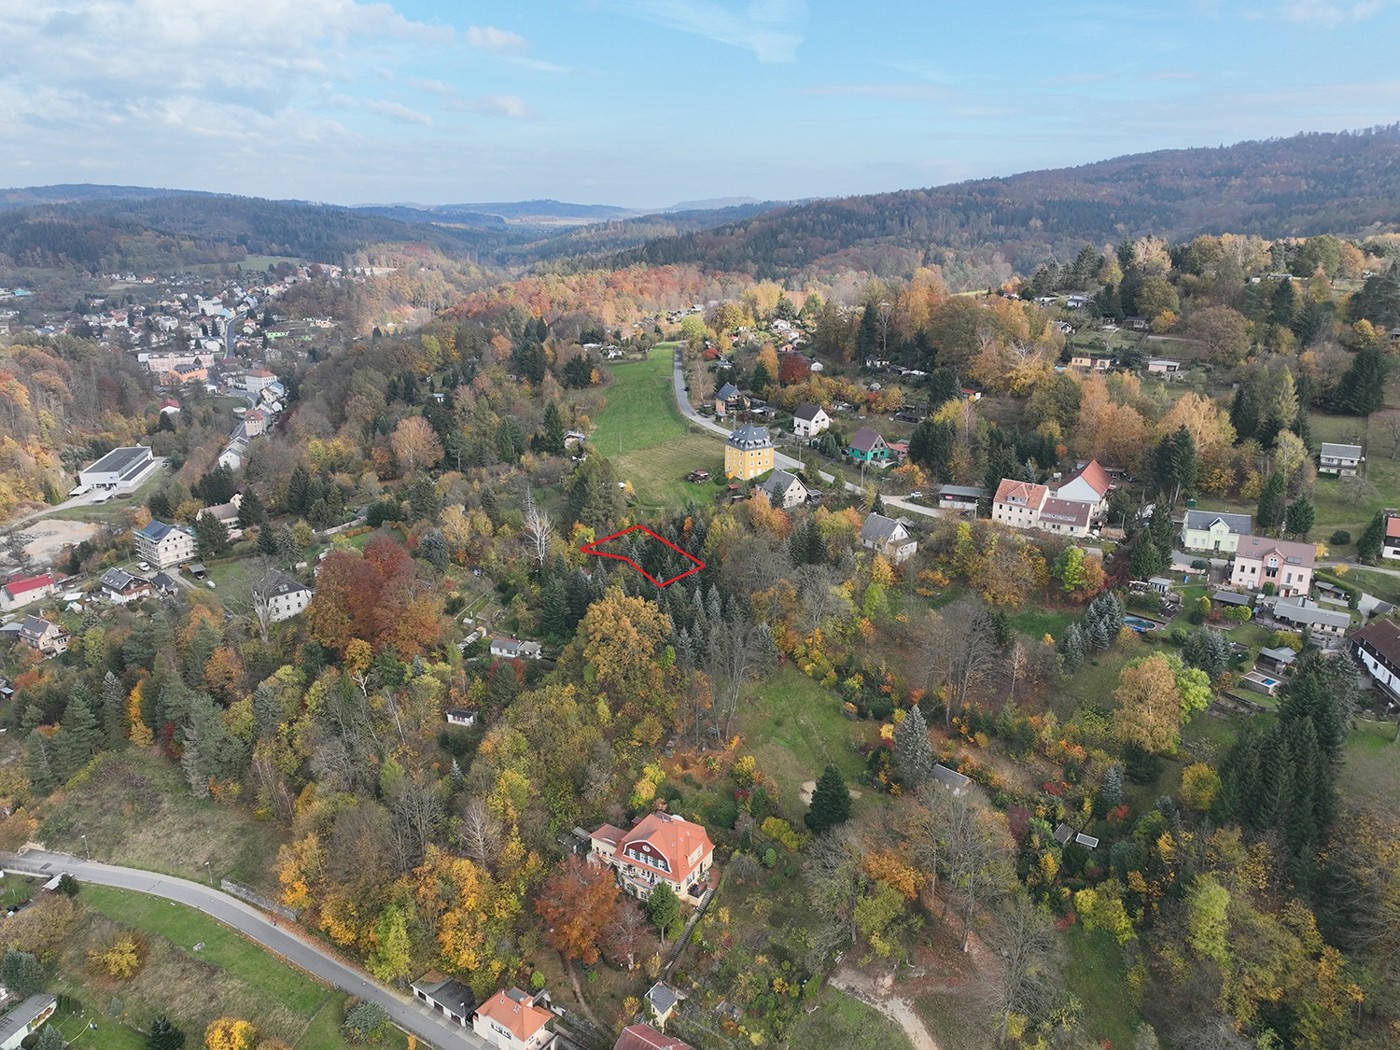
1256, 472, 1287, 533
1284, 495, 1315, 539
1057, 623, 1086, 672
893, 706, 936, 787
805, 764, 853, 834
147, 1014, 187, 1050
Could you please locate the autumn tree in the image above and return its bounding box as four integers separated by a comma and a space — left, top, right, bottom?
1115, 653, 1197, 755
204, 1018, 257, 1050
920, 598, 998, 727
535, 856, 621, 964
579, 587, 674, 721
390, 416, 444, 475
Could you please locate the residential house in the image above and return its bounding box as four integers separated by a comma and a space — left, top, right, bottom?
199, 493, 244, 540
589, 811, 715, 905
1054, 460, 1112, 518
218, 437, 250, 471
78, 445, 154, 491
19, 615, 69, 657
164, 363, 207, 386
134, 520, 196, 569
1257, 646, 1298, 674
1383, 513, 1400, 561
1037, 497, 1093, 538
445, 707, 478, 728
159, 397, 181, 416
1269, 596, 1351, 643
931, 764, 971, 795
100, 568, 153, 605
724, 424, 774, 481
243, 408, 267, 437
1230, 536, 1315, 598
1318, 442, 1363, 476
859, 513, 918, 564
645, 983, 683, 1029
1069, 352, 1113, 372
0, 994, 58, 1050
253, 569, 313, 623
712, 382, 747, 418
0, 572, 58, 613
1146, 359, 1181, 376
845, 427, 891, 465
992, 479, 1050, 531
1053, 823, 1101, 850
791, 402, 830, 439
934, 484, 988, 514
491, 638, 543, 660
411, 972, 476, 1027
472, 988, 553, 1050
1180, 510, 1253, 554
243, 369, 278, 394
759, 469, 808, 509
615, 1025, 695, 1050
1351, 618, 1400, 706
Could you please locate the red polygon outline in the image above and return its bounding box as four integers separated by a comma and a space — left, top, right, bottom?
579, 524, 706, 588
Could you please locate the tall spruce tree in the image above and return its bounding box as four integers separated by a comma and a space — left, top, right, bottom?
1357, 511, 1387, 563
1284, 495, 1315, 539
147, 1014, 187, 1050
894, 706, 936, 787
1256, 471, 1287, 534
805, 764, 853, 834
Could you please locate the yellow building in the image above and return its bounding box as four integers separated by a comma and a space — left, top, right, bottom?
725, 423, 774, 480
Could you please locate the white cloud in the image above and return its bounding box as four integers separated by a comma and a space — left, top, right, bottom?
613, 0, 806, 63
1284, 0, 1383, 23
461, 95, 534, 119
466, 25, 529, 53
365, 100, 433, 126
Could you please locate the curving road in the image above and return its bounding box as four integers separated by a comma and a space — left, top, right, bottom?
1, 850, 486, 1050
670, 349, 943, 519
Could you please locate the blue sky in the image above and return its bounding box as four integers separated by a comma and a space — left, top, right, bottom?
2, 0, 1399, 208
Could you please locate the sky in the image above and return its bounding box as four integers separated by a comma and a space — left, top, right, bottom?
2, 0, 1400, 209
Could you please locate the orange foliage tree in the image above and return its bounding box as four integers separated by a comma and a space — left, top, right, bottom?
534, 856, 622, 964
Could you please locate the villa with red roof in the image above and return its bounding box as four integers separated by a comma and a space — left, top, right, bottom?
1052, 459, 1112, 517
0, 572, 58, 613
473, 988, 554, 1050
991, 479, 1049, 531
590, 812, 715, 906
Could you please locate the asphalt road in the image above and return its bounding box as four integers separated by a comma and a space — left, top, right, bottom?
0, 850, 487, 1050
670, 350, 942, 519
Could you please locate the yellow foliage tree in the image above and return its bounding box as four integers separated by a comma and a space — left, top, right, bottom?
89, 934, 143, 980
127, 679, 153, 746
205, 1017, 258, 1050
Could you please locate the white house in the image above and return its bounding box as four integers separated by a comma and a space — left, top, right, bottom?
253, 569, 313, 623
19, 616, 69, 657
491, 638, 543, 660
992, 479, 1049, 530
1052, 460, 1111, 517
1384, 514, 1400, 561
1180, 510, 1253, 554
473, 989, 554, 1050
759, 469, 808, 509
1146, 359, 1181, 376
100, 567, 153, 605
134, 520, 196, 569
859, 513, 918, 563
78, 445, 155, 491
243, 369, 278, 394
1352, 618, 1400, 706
791, 403, 830, 439
0, 572, 58, 613
0, 994, 58, 1050
1037, 497, 1093, 538
1318, 442, 1363, 476
445, 708, 479, 728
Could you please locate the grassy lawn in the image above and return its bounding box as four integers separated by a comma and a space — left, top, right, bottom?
1007, 606, 1076, 642
1063, 926, 1139, 1049
787, 987, 913, 1050
592, 344, 729, 510
51, 885, 406, 1049
36, 751, 288, 894
737, 667, 881, 821
1339, 719, 1400, 813
916, 991, 987, 1050
1333, 566, 1400, 605
33, 468, 170, 525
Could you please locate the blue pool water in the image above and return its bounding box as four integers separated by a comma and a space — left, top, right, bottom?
1124, 615, 1160, 632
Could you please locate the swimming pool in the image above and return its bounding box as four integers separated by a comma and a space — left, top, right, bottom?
1124, 615, 1160, 632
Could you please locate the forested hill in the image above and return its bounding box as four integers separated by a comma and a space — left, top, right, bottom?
0, 193, 520, 272
607, 126, 1400, 283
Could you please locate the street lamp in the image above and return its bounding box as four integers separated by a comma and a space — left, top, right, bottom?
205, 860, 213, 887
81, 833, 89, 860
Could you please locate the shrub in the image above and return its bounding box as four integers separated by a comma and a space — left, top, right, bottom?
1330, 530, 1352, 546
342, 1001, 390, 1044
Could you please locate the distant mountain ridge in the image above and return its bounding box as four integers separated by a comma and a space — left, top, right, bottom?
606, 126, 1400, 283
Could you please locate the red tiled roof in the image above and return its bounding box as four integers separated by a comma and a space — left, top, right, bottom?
993, 479, 1048, 508
1386, 515, 1400, 540
615, 1025, 695, 1050
475, 989, 551, 1042
3, 573, 55, 597
615, 813, 714, 885
591, 823, 627, 848
1061, 459, 1111, 498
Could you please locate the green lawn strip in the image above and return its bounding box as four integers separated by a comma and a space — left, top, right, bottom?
1007, 606, 1076, 642
1062, 925, 1138, 1048
593, 345, 688, 457
1339, 720, 1400, 812
787, 987, 913, 1050
80, 885, 329, 1015
49, 1002, 148, 1050
0, 873, 40, 909
614, 432, 726, 512
34, 469, 170, 525
295, 994, 411, 1050
1331, 567, 1400, 606
915, 991, 985, 1050
737, 667, 878, 822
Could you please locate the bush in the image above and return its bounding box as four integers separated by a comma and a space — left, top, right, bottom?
342, 1001, 390, 1044
1330, 530, 1352, 546
1190, 559, 1210, 570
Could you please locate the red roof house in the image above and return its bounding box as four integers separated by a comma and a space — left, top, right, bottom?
590, 812, 715, 905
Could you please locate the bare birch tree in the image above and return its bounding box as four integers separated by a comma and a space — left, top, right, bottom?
521, 490, 555, 573
920, 597, 998, 727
